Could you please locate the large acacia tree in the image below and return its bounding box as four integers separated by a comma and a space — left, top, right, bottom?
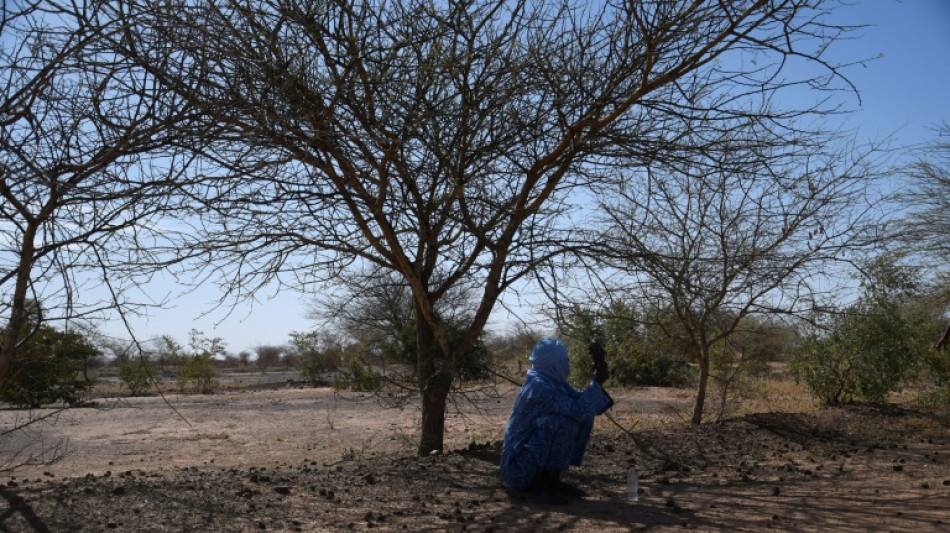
0, 1, 198, 390
113, 0, 858, 454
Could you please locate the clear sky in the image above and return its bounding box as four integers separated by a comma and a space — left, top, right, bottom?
829, 0, 950, 146
103, 0, 950, 356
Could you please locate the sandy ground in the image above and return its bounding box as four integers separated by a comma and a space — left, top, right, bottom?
0, 383, 691, 478
0, 381, 948, 532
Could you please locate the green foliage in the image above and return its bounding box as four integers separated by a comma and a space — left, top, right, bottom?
907, 277, 950, 406
177, 354, 218, 393
561, 302, 692, 388
914, 279, 950, 389
921, 342, 950, 390
118, 358, 153, 395
916, 382, 950, 408
380, 319, 493, 381
175, 330, 222, 394
290, 330, 339, 385
791, 257, 934, 406
1, 326, 98, 407
333, 353, 381, 392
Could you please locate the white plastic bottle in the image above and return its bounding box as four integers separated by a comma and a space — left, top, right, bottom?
627, 459, 639, 502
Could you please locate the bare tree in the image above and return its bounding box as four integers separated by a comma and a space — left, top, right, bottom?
0, 1, 197, 390
113, 0, 862, 453
899, 124, 950, 259
254, 345, 283, 372
896, 124, 950, 349
314, 270, 417, 355
589, 129, 885, 424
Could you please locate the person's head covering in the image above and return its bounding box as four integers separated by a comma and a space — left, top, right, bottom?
529, 338, 570, 383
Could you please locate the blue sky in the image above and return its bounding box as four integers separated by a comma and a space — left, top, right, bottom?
105, 0, 950, 355
828, 0, 950, 145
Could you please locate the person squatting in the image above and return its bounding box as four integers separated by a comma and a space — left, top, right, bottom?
500, 338, 612, 504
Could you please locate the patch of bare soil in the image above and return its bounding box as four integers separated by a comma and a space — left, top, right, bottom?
0, 385, 948, 532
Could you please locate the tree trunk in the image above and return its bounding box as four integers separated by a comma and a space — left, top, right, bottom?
0, 223, 38, 390
691, 344, 710, 425
415, 307, 452, 456
419, 377, 451, 455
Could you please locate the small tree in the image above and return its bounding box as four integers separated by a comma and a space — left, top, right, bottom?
152, 335, 186, 374
176, 330, 222, 394
118, 358, 153, 396
913, 277, 950, 402
590, 130, 884, 423
896, 124, 950, 357
176, 355, 217, 393
708, 316, 795, 421
290, 330, 338, 385
898, 123, 950, 260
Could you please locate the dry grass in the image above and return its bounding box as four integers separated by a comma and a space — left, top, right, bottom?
731, 377, 819, 415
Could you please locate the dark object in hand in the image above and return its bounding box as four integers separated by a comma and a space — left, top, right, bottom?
589, 341, 610, 384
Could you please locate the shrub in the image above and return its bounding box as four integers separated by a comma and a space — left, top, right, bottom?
118, 359, 153, 395
791, 257, 931, 406
609, 350, 694, 387
290, 330, 339, 385
300, 349, 337, 384
333, 355, 381, 392
562, 302, 691, 388
380, 319, 493, 382
255, 345, 283, 372
175, 330, 223, 394
176, 354, 218, 393
0, 326, 98, 407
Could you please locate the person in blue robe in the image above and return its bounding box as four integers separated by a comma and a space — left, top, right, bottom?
500, 338, 612, 502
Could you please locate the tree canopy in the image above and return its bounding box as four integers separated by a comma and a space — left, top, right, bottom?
108, 0, 868, 452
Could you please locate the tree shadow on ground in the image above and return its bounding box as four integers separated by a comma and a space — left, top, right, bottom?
744, 404, 949, 447
0, 486, 51, 533
498, 491, 691, 531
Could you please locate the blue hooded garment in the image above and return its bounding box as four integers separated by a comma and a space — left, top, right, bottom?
500, 338, 613, 490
